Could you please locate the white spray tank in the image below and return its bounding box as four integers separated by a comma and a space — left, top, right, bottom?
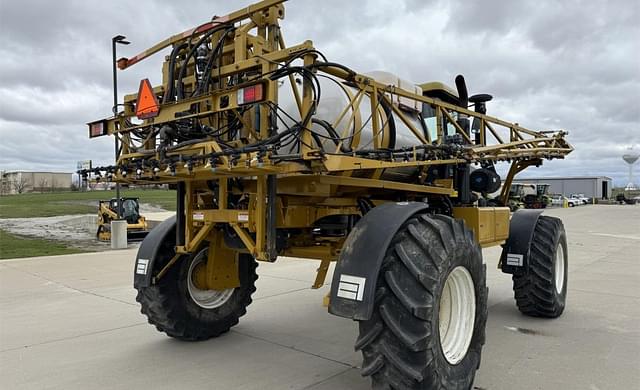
276, 71, 428, 157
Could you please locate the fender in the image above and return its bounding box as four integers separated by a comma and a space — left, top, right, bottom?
328, 202, 429, 321
500, 209, 544, 275
133, 215, 176, 288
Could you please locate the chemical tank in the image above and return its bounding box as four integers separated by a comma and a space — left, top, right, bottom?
276, 71, 428, 154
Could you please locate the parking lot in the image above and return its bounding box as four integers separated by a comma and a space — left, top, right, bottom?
1, 205, 639, 389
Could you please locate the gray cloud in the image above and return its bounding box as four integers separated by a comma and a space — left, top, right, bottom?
0, 0, 638, 185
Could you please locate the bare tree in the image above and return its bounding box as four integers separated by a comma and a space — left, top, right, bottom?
50, 177, 57, 193
38, 178, 48, 193
12, 176, 30, 194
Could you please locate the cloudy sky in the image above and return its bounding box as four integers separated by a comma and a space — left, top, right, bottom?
1, 0, 638, 185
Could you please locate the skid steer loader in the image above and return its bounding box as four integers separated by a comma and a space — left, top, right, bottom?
81, 1, 573, 388
96, 198, 148, 241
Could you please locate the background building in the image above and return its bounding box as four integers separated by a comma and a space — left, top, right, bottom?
1, 171, 73, 194
514, 176, 613, 199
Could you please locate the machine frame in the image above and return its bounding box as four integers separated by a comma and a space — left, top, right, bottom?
85, 0, 571, 290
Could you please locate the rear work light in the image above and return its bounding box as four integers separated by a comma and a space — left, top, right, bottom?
88, 120, 108, 138
237, 83, 264, 106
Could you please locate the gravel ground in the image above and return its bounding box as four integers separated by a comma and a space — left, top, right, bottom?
0, 203, 168, 251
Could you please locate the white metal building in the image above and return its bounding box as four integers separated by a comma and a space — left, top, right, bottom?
0, 171, 73, 194
514, 176, 613, 199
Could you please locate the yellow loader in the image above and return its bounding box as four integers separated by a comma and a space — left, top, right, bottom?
96, 197, 148, 241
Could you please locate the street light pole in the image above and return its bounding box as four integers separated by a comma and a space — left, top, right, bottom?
112, 35, 129, 219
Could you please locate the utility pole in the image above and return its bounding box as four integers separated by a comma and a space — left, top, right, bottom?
112, 35, 130, 219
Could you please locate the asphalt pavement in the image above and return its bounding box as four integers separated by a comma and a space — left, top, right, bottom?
1, 205, 639, 389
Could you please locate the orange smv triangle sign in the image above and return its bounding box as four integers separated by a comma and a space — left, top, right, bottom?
135, 78, 160, 119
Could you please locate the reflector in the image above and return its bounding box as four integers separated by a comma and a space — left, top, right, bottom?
237, 84, 264, 105
136, 79, 160, 119
88, 120, 108, 138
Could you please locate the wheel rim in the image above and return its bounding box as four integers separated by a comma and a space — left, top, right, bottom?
187, 253, 234, 309
555, 243, 565, 293
439, 266, 476, 365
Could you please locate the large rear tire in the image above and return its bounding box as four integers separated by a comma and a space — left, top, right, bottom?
356, 214, 487, 390
512, 215, 567, 318
135, 247, 258, 341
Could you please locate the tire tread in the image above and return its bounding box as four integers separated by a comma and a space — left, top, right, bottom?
358, 215, 487, 390
136, 255, 258, 341
512, 216, 566, 318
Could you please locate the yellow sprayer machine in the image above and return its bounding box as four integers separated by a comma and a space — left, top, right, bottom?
80, 1, 573, 388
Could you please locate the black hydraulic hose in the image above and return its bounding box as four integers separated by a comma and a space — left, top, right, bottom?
280, 49, 328, 69
270, 102, 355, 149
269, 66, 321, 104
310, 118, 352, 153
310, 61, 357, 79
176, 25, 229, 99
165, 137, 214, 151
199, 27, 235, 95
166, 125, 298, 157
250, 125, 298, 149
311, 119, 340, 144
163, 43, 188, 103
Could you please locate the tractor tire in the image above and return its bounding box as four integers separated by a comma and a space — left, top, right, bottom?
135, 248, 257, 341
512, 216, 567, 318
356, 214, 487, 390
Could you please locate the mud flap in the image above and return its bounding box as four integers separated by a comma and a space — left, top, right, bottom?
328, 202, 428, 321
500, 209, 544, 275
133, 215, 176, 288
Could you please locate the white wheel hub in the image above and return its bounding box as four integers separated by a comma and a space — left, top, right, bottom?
555, 243, 565, 293
187, 254, 234, 309
439, 266, 476, 365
